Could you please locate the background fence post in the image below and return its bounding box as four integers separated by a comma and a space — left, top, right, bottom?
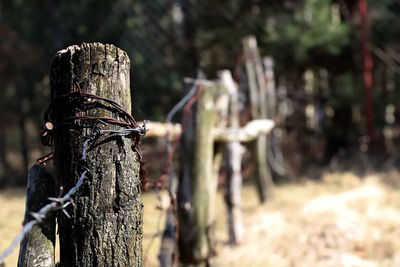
243, 36, 274, 203
219, 70, 245, 244
50, 43, 143, 266
264, 57, 289, 180
177, 83, 218, 267
17, 165, 55, 267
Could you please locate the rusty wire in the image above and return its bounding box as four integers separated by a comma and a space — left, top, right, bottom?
38, 81, 147, 187
0, 82, 147, 264
143, 77, 205, 266
143, 81, 201, 265
41, 82, 141, 148
0, 122, 146, 264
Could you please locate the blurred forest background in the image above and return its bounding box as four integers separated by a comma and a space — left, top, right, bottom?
1, 0, 400, 186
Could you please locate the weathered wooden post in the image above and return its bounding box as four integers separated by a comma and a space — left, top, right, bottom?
263, 57, 288, 179
219, 70, 245, 244
210, 79, 230, 250
264, 57, 276, 120
50, 43, 143, 266
243, 36, 274, 202
177, 82, 218, 267
18, 165, 55, 267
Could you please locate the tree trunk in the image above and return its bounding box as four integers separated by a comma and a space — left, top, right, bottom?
50, 43, 143, 266
18, 165, 56, 267
358, 0, 374, 140
19, 115, 29, 180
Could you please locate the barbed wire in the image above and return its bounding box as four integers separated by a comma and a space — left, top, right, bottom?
0, 121, 146, 264
143, 81, 201, 265
143, 75, 206, 266
166, 80, 201, 123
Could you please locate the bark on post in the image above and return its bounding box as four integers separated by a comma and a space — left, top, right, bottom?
243, 36, 274, 203
50, 43, 143, 266
177, 84, 218, 267
18, 165, 55, 267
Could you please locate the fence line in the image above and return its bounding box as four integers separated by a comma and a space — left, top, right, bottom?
1, 36, 283, 267
144, 78, 202, 265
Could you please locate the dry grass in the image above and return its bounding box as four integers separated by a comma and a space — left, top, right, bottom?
0, 188, 26, 267
0, 190, 163, 267
2, 171, 400, 267
215, 172, 400, 267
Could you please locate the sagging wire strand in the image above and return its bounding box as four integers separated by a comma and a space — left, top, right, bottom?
0, 82, 147, 264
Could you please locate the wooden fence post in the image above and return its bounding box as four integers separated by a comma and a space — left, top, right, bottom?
50, 43, 143, 266
219, 70, 245, 244
177, 83, 218, 267
264, 57, 276, 119
264, 57, 289, 179
18, 165, 55, 267
243, 36, 274, 203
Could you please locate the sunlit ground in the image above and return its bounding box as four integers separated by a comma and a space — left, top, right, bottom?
1, 171, 400, 267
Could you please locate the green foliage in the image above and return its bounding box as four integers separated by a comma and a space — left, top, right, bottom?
369, 0, 400, 48
0, 0, 357, 121
262, 0, 350, 67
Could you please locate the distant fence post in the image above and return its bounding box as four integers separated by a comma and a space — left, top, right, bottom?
243, 36, 274, 202
219, 70, 245, 244
50, 43, 143, 266
263, 57, 289, 180
18, 165, 55, 267
264, 57, 276, 120
177, 82, 218, 267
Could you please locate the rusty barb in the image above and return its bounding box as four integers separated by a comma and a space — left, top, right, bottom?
38, 81, 146, 167
0, 87, 147, 264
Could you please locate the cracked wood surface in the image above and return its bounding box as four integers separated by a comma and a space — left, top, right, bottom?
50, 43, 143, 267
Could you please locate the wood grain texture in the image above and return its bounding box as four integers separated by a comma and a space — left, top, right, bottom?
50, 43, 143, 267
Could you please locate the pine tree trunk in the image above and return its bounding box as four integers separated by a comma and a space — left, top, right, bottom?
19, 115, 29, 180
